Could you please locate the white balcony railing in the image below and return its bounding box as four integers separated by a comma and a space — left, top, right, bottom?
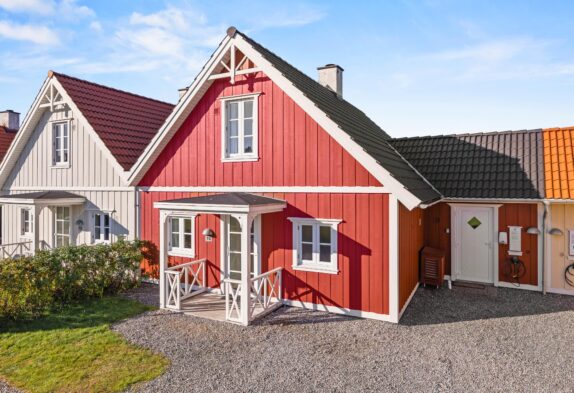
164, 259, 207, 310
0, 241, 33, 259
249, 267, 283, 320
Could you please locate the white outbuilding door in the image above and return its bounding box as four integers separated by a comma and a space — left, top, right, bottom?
452, 206, 495, 284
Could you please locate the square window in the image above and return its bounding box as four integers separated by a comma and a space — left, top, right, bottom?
168, 216, 195, 256
289, 218, 340, 274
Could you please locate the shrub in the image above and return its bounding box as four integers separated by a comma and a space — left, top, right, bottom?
0, 240, 143, 319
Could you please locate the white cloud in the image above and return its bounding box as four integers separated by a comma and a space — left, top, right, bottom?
89, 21, 102, 31
0, 0, 54, 14
249, 5, 325, 30
432, 38, 549, 63
0, 20, 59, 45
0, 0, 95, 20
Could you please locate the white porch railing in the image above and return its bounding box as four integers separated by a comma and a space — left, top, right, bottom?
224, 267, 283, 324
165, 259, 207, 310
0, 241, 33, 259
249, 267, 283, 320
224, 278, 243, 323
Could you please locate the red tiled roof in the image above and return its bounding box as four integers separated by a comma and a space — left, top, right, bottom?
53, 72, 175, 171
0, 126, 17, 163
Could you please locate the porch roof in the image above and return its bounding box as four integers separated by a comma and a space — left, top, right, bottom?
0, 191, 86, 206
154, 192, 286, 214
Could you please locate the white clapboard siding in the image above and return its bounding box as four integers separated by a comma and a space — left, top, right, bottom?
4, 108, 125, 188
1, 106, 137, 248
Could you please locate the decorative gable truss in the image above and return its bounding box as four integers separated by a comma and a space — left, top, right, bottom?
38, 81, 68, 112
208, 44, 260, 84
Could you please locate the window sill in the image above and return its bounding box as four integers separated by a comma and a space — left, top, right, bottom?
51, 164, 70, 169
168, 250, 196, 258
221, 156, 259, 163
292, 265, 339, 275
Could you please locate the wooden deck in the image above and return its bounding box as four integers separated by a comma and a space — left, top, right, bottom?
179, 292, 274, 323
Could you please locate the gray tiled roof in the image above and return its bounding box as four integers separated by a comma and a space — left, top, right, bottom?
238, 31, 440, 204
390, 130, 545, 199
159, 193, 286, 206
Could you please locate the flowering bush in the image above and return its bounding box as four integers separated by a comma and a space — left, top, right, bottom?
0, 240, 143, 319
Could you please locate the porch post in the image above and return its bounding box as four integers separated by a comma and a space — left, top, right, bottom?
159, 211, 169, 309
238, 213, 254, 326
31, 205, 38, 253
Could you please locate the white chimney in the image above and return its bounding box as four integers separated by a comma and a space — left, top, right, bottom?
178, 88, 188, 100
317, 64, 343, 97
0, 110, 19, 130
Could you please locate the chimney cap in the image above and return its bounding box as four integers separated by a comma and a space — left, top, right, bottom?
317, 64, 344, 71
227, 26, 238, 37
0, 109, 20, 114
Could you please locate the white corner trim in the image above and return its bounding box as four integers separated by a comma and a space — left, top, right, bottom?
282, 299, 395, 323
388, 194, 399, 323
495, 281, 541, 292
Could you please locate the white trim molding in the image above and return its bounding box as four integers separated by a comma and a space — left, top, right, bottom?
283, 299, 395, 323
388, 194, 399, 323
139, 186, 389, 194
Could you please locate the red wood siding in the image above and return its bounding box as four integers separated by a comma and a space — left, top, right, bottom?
498, 203, 539, 286
422, 202, 539, 285
398, 204, 424, 310
140, 192, 390, 315
139, 72, 380, 188
423, 203, 452, 274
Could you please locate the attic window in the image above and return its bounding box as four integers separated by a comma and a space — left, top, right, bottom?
52, 122, 69, 166
221, 94, 259, 162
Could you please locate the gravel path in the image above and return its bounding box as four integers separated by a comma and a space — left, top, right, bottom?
0, 381, 19, 393
116, 283, 574, 392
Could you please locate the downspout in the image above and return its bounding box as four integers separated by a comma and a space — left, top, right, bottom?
542, 200, 549, 295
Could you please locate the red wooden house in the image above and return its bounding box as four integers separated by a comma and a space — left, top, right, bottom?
128, 27, 436, 325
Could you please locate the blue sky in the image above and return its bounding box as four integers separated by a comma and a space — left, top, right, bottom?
1, 0, 574, 137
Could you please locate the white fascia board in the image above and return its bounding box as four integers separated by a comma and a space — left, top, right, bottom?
139, 186, 389, 194
0, 76, 52, 189
127, 36, 232, 185
233, 35, 422, 210
50, 78, 131, 184
0, 197, 85, 205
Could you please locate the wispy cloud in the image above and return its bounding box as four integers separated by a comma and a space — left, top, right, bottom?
0, 0, 94, 19
0, 20, 59, 45
431, 38, 550, 63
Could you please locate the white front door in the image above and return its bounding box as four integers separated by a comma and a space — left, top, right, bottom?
455, 206, 494, 283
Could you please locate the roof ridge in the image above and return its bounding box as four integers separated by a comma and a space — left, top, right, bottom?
50, 70, 175, 107
391, 128, 543, 141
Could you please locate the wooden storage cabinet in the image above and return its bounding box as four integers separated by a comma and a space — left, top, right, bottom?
421, 247, 445, 288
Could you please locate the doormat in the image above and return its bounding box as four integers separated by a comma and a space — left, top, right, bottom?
452, 281, 486, 290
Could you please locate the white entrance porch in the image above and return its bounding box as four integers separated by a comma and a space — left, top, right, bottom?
0, 191, 86, 256
154, 192, 287, 326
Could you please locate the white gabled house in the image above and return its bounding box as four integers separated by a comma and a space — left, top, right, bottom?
0, 71, 174, 258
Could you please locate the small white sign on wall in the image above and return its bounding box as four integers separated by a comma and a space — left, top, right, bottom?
569, 230, 574, 257
508, 226, 522, 256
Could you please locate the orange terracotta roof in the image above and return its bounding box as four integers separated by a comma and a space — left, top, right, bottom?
543, 127, 574, 199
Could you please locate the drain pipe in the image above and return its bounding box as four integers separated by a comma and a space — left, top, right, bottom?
542, 201, 550, 295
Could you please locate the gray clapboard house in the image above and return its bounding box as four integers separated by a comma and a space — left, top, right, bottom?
0, 71, 173, 258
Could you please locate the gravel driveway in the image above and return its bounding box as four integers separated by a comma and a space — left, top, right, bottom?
117, 283, 574, 392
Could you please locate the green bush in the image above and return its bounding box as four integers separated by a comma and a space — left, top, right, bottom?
0, 240, 143, 319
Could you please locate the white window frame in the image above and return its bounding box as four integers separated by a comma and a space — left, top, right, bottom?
168, 215, 196, 257
52, 121, 70, 167
20, 208, 33, 238
54, 206, 71, 248
93, 212, 112, 244
220, 93, 260, 162
288, 217, 341, 274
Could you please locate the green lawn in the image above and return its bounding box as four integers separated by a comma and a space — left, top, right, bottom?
0, 296, 169, 393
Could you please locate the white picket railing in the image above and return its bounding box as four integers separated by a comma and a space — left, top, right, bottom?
165, 259, 207, 310
249, 267, 283, 320
224, 278, 243, 323
0, 241, 33, 259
